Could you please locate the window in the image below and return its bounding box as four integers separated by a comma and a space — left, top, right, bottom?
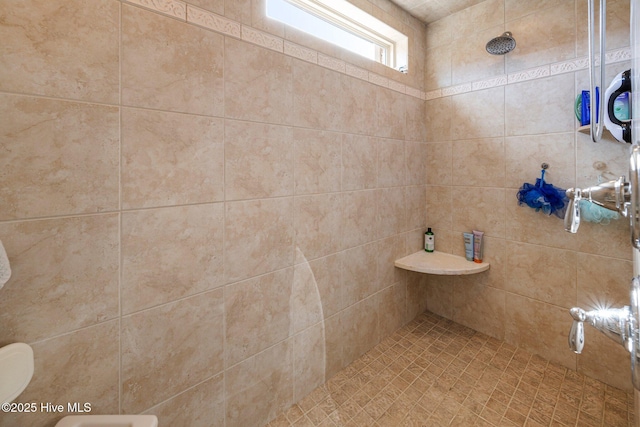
266, 0, 408, 73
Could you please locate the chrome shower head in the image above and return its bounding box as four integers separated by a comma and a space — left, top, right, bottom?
486, 32, 516, 55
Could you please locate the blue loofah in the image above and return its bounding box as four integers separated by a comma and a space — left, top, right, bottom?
516, 169, 568, 219
579, 199, 619, 224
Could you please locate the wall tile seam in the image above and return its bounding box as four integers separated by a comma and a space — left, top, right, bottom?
121, 0, 426, 100
425, 47, 632, 101
139, 372, 225, 416
19, 317, 120, 347
0, 92, 427, 144
501, 289, 577, 311
0, 183, 426, 225
0, 210, 121, 226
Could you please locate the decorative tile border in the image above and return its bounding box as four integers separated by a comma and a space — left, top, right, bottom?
606, 47, 632, 63
441, 83, 472, 96
427, 46, 632, 101
406, 86, 426, 100
318, 54, 346, 73
284, 41, 317, 64
241, 26, 283, 53
368, 73, 389, 88
123, 0, 632, 103
550, 57, 588, 75
345, 63, 369, 80
186, 5, 240, 38
124, 0, 186, 20
388, 80, 406, 94
424, 89, 441, 101
472, 75, 507, 90
507, 65, 550, 84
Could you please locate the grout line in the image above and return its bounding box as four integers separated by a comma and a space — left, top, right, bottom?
118, 0, 123, 408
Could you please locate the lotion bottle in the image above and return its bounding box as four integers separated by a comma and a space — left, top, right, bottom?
425, 228, 435, 252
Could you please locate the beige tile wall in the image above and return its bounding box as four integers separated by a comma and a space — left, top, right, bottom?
424, 0, 635, 392
0, 1, 427, 427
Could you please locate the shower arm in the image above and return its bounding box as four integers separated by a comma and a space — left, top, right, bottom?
588, 0, 606, 142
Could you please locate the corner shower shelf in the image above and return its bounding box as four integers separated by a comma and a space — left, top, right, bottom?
577, 125, 617, 141
394, 251, 490, 275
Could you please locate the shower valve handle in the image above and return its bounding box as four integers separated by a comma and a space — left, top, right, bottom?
564, 188, 582, 233
569, 307, 586, 354
568, 305, 632, 355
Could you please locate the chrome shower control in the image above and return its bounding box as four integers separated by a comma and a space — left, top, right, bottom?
568, 307, 586, 353
567, 305, 631, 354
569, 276, 640, 389
564, 176, 630, 233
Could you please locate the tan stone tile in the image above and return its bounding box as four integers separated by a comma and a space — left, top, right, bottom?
451, 187, 506, 238
188, 0, 224, 14
452, 138, 505, 188
505, 133, 575, 192
224, 198, 294, 283
121, 108, 224, 209
122, 5, 224, 116
293, 60, 344, 132
226, 340, 294, 427
505, 74, 575, 136
0, 215, 118, 343
225, 120, 293, 200
425, 97, 452, 142
225, 268, 293, 366
142, 373, 224, 427
451, 25, 505, 86
451, 88, 505, 141
121, 204, 224, 314
576, 0, 630, 52
0, 321, 119, 427
342, 298, 380, 367
375, 87, 406, 140
342, 135, 377, 191
341, 190, 378, 249
294, 194, 343, 263
504, 294, 577, 370
504, 241, 577, 308
121, 291, 224, 413
377, 138, 405, 188
376, 187, 406, 240
452, 282, 506, 341
425, 45, 452, 91
0, 0, 119, 103
0, 95, 119, 220
426, 142, 452, 186
294, 129, 342, 195
338, 74, 378, 136
505, 2, 575, 73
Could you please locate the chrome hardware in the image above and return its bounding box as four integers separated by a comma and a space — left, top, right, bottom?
569, 276, 640, 389
587, 0, 606, 142
568, 306, 632, 354
564, 188, 582, 233
564, 176, 630, 233
630, 146, 640, 249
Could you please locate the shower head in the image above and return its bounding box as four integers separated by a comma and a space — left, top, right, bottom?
486, 32, 516, 55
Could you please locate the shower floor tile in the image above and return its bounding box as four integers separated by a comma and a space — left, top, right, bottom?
268, 311, 635, 427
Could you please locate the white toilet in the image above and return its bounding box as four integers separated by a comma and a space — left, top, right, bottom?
54, 415, 158, 427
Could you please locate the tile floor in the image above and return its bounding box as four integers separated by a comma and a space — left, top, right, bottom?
268, 311, 635, 427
